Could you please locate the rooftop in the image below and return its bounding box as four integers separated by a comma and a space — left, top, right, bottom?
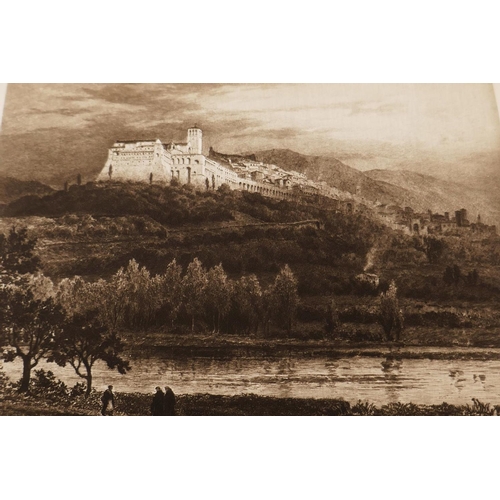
115, 139, 157, 144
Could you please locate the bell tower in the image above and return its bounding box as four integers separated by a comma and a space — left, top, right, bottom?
187, 126, 203, 155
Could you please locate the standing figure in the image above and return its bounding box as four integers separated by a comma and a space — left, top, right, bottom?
101, 385, 115, 416
164, 386, 176, 416
151, 386, 165, 416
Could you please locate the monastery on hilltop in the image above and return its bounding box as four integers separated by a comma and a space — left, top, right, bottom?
96, 126, 344, 202
94, 126, 497, 236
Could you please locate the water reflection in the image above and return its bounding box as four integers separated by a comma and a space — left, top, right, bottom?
3, 354, 500, 406
380, 356, 404, 404
449, 368, 467, 392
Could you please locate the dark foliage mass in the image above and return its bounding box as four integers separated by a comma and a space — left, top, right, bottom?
2, 181, 500, 348
1, 384, 498, 416
6, 182, 234, 226
0, 226, 40, 274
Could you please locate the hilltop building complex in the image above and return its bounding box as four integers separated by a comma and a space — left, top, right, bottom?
96, 126, 495, 236
96, 127, 346, 203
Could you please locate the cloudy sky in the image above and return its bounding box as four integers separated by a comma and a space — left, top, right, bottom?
1, 83, 499, 187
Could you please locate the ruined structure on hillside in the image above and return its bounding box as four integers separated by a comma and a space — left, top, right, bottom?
375, 204, 497, 236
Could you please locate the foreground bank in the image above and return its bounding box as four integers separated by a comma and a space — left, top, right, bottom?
1, 391, 499, 416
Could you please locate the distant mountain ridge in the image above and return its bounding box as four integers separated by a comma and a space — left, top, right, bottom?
252, 149, 500, 225
364, 169, 500, 223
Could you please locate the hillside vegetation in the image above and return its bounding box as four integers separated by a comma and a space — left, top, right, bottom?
2, 180, 500, 346
1, 181, 385, 280
0, 176, 54, 205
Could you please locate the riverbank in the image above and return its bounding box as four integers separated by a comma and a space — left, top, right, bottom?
1, 391, 499, 416
123, 330, 500, 361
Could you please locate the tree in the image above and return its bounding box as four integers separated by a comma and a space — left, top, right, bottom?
378, 280, 404, 342
50, 310, 130, 397
217, 183, 231, 196
0, 226, 40, 275
157, 259, 183, 327
232, 274, 263, 334
325, 298, 340, 335
443, 266, 455, 286
26, 273, 56, 301
423, 237, 445, 264
0, 287, 65, 392
268, 265, 299, 335
205, 264, 232, 332
182, 258, 208, 331
117, 260, 158, 329
443, 264, 462, 287
466, 269, 479, 286
56, 276, 91, 316
77, 173, 82, 186
78, 261, 156, 333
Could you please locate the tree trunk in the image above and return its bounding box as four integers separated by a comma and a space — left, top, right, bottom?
85, 371, 93, 398
19, 356, 32, 392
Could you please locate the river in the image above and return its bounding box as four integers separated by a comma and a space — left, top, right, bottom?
3, 350, 500, 406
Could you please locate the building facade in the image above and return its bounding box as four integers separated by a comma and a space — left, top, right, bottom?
97, 127, 210, 187
96, 127, 351, 204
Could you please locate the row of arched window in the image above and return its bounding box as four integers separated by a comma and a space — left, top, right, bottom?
236, 182, 295, 199
172, 156, 201, 165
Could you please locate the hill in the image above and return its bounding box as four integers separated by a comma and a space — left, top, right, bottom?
0, 176, 54, 204
2, 180, 500, 346
0, 181, 389, 283
364, 169, 500, 223
252, 149, 500, 224
3, 181, 331, 227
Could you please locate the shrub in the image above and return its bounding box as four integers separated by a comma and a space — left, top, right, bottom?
296, 303, 326, 323
30, 369, 69, 399
70, 382, 87, 398
0, 365, 10, 393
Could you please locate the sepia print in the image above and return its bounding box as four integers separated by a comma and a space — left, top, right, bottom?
1, 83, 500, 416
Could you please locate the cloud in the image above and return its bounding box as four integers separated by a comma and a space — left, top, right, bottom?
1, 83, 499, 191
349, 101, 405, 115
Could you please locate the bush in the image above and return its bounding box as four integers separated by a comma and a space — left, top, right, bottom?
296, 303, 326, 323
30, 369, 69, 399
0, 365, 10, 393
339, 306, 378, 324
327, 326, 382, 342
70, 382, 87, 398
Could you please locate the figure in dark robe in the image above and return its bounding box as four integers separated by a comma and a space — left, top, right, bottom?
151, 386, 165, 416
101, 385, 115, 416
164, 386, 176, 416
